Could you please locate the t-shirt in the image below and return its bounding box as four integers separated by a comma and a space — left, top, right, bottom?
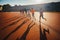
30, 9, 35, 13
40, 10, 43, 16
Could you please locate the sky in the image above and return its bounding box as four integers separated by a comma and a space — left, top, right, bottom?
0, 0, 60, 6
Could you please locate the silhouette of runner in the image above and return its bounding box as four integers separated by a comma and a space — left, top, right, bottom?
39, 24, 49, 40
16, 22, 35, 40
30, 8, 36, 20
20, 9, 25, 16
24, 8, 27, 17
43, 28, 49, 40
39, 8, 47, 21
39, 11, 49, 40
27, 9, 31, 19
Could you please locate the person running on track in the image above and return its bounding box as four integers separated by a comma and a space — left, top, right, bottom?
39, 8, 47, 21
30, 8, 36, 20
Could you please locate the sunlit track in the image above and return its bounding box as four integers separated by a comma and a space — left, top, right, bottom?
6, 19, 33, 40
0, 16, 20, 24
0, 13, 20, 21
0, 17, 26, 31
0, 12, 60, 40
3, 18, 30, 40
0, 16, 20, 27
41, 22, 60, 34
0, 16, 19, 21
0, 17, 28, 40
0, 16, 21, 29
0, 16, 21, 28
17, 21, 35, 40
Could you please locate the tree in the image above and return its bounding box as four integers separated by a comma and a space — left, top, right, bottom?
2, 4, 11, 12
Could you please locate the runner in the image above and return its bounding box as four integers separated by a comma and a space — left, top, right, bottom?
30, 8, 36, 20
27, 9, 31, 19
24, 8, 27, 17
39, 8, 47, 21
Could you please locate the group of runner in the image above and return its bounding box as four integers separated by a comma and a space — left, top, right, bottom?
20, 8, 46, 21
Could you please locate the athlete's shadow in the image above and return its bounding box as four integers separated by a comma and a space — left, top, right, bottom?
17, 21, 35, 40
39, 24, 50, 40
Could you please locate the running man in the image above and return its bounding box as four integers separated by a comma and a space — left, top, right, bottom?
39, 8, 47, 21
30, 8, 36, 20
27, 9, 31, 19
24, 8, 27, 17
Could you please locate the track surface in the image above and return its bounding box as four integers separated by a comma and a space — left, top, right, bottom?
0, 12, 60, 40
